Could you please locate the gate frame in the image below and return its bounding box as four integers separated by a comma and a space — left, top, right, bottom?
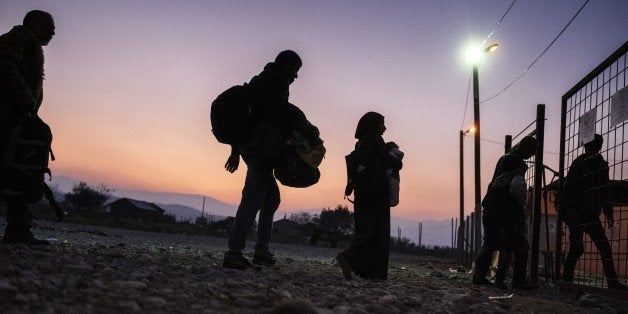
556, 41, 628, 291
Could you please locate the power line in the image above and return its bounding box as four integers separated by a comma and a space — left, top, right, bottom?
478, 137, 559, 155
481, 0, 591, 104
460, 73, 471, 130
479, 0, 517, 48
480, 137, 504, 145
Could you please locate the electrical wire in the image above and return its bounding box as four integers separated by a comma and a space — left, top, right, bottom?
460, 73, 472, 130
479, 0, 517, 48
477, 137, 559, 155
480, 0, 591, 104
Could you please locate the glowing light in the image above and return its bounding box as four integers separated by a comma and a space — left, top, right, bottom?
465, 46, 482, 65
464, 43, 498, 65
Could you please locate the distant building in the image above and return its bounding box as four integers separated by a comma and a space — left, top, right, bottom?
272, 218, 302, 237
211, 216, 235, 232
107, 198, 166, 221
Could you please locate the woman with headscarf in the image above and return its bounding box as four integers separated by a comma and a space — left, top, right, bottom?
336, 112, 402, 280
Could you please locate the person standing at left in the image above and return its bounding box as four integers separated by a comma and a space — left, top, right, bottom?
0, 10, 56, 245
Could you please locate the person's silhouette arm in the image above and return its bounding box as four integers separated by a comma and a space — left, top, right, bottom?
599, 157, 613, 228
224, 145, 240, 173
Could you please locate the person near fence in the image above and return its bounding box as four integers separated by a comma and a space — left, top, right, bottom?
0, 10, 55, 245
336, 112, 402, 280
221, 50, 323, 270
560, 134, 627, 290
472, 135, 538, 290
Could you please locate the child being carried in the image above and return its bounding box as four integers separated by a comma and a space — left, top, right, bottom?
386, 142, 403, 207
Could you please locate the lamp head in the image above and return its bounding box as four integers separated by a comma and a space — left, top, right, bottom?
484, 44, 498, 53
464, 43, 498, 65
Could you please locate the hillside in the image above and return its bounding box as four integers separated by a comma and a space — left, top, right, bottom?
50, 175, 455, 247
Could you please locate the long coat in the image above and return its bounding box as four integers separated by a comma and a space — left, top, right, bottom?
342, 132, 402, 280
245, 62, 320, 159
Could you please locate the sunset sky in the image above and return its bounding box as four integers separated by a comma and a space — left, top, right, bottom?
1, 0, 627, 221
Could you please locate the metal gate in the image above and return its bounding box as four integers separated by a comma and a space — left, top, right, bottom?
557, 42, 628, 292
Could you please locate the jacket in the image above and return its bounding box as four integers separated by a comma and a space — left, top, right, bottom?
482, 153, 527, 216
245, 62, 320, 158
562, 153, 612, 221
352, 133, 402, 200
0, 25, 44, 134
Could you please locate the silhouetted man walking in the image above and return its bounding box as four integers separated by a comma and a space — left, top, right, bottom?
0, 10, 56, 245
561, 134, 627, 290
222, 50, 322, 269
473, 136, 537, 290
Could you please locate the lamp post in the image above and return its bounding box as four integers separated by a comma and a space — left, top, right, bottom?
458, 127, 475, 265
470, 43, 498, 256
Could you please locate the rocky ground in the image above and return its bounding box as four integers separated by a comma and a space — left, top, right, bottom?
0, 218, 626, 313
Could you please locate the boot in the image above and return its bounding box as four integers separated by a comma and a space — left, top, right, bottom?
511, 250, 536, 290
512, 281, 538, 290
562, 258, 577, 283
494, 249, 511, 289
2, 225, 49, 246
608, 279, 628, 291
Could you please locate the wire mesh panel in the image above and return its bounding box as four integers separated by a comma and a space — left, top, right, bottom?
559, 42, 628, 290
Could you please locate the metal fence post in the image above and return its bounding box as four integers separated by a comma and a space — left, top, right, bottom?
530, 104, 545, 284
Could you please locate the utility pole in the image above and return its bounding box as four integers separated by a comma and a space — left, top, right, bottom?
472, 63, 482, 257
419, 222, 423, 248
454, 218, 458, 249
201, 197, 206, 218
451, 218, 454, 248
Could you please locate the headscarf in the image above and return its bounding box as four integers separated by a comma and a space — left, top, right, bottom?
354, 112, 384, 139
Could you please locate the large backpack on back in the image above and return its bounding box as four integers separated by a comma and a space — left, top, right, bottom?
0, 115, 63, 221
210, 84, 255, 145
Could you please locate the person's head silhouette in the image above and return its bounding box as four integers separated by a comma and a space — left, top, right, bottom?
584, 134, 603, 154
23, 10, 55, 46
355, 112, 385, 139
275, 50, 301, 84
512, 135, 538, 159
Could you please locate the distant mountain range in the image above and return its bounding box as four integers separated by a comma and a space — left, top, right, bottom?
50, 175, 455, 247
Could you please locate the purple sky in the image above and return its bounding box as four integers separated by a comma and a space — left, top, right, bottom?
1, 0, 626, 220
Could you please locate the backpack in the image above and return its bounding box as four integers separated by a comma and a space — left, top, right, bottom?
0, 115, 63, 221
210, 84, 254, 145
481, 170, 518, 213
274, 130, 323, 188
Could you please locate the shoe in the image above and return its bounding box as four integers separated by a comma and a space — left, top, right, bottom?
512, 282, 538, 290
335, 253, 352, 280
472, 276, 493, 286
252, 251, 276, 266
608, 280, 628, 291
493, 281, 508, 290
2, 232, 50, 246
222, 255, 253, 270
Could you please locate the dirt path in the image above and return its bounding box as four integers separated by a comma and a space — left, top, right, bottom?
0, 218, 623, 313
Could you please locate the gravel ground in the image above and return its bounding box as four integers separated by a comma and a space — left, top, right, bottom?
0, 217, 626, 313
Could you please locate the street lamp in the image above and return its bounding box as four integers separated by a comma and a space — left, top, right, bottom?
458, 126, 475, 264
468, 43, 498, 256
